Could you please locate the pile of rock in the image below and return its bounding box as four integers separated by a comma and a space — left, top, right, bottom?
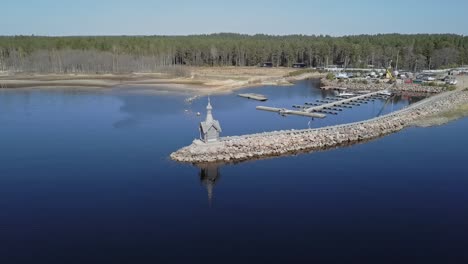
171, 90, 468, 163
320, 78, 446, 93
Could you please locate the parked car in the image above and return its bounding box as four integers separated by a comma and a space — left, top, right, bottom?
445, 77, 458, 85
336, 73, 349, 79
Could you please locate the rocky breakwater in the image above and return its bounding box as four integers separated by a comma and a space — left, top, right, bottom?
320, 78, 446, 93
171, 90, 468, 164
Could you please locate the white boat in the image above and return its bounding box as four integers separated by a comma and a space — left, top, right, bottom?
334, 91, 355, 97
378, 90, 392, 96
336, 73, 349, 79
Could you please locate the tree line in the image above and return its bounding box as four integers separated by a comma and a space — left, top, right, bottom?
0, 33, 467, 73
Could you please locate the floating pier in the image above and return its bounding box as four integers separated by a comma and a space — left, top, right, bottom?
256, 90, 391, 118
238, 93, 268, 101
321, 86, 348, 91
256, 106, 326, 118
303, 90, 386, 113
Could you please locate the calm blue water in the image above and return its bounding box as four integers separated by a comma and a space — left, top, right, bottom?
1, 80, 467, 263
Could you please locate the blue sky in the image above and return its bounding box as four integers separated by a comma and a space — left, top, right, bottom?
1, 0, 467, 36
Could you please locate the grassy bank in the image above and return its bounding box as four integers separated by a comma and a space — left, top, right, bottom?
286, 69, 324, 77
412, 103, 468, 127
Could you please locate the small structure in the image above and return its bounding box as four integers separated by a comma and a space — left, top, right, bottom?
199, 98, 222, 143
292, 63, 306, 68
261, 62, 273, 67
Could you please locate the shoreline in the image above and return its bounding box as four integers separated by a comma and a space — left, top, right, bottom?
2, 68, 467, 163
0, 67, 325, 95
320, 78, 448, 93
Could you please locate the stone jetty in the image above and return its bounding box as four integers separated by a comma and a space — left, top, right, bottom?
320, 78, 447, 93
171, 89, 468, 164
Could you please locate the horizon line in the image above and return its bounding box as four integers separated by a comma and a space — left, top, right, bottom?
0, 32, 466, 38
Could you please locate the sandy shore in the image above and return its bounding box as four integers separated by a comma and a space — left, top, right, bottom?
0, 67, 325, 95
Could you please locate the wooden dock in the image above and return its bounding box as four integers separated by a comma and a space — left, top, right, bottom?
238, 93, 268, 101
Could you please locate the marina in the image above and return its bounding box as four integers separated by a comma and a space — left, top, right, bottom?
171, 87, 468, 163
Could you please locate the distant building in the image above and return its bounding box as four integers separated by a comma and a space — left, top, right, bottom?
336, 61, 346, 68
200, 98, 222, 143
292, 63, 306, 68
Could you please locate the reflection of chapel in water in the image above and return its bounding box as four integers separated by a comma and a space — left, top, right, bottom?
198, 163, 221, 205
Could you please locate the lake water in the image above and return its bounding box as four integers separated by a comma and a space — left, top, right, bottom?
1, 80, 467, 263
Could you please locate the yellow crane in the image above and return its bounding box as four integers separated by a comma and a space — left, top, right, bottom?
386, 61, 396, 82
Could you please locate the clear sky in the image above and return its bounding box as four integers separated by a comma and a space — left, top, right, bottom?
1, 0, 467, 36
